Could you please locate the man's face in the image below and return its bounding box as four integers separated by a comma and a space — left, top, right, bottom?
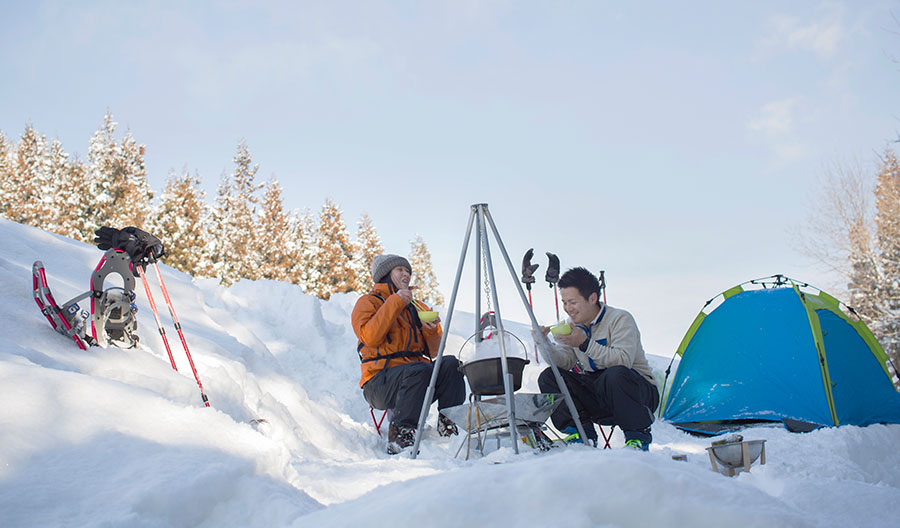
560, 286, 600, 325
389, 266, 411, 290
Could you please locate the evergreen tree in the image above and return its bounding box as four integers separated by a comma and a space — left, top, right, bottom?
6, 123, 50, 227
312, 198, 356, 300
153, 168, 213, 277
86, 112, 121, 231
353, 213, 384, 291
409, 234, 444, 305
0, 130, 16, 217
873, 150, 900, 366
43, 138, 73, 236
209, 175, 234, 284
58, 156, 95, 243
289, 207, 318, 292
209, 139, 262, 285
846, 215, 880, 325
86, 112, 153, 231
805, 151, 900, 378
257, 176, 291, 282
111, 130, 153, 228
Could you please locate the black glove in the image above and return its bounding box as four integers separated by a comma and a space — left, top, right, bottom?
521, 248, 539, 287
121, 226, 166, 264
545, 252, 560, 286
94, 226, 122, 251
94, 226, 166, 264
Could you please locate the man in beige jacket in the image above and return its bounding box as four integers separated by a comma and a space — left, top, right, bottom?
538, 267, 659, 450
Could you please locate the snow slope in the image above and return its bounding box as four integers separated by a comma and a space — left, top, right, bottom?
1, 218, 899, 527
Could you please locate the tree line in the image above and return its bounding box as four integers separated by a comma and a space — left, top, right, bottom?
0, 113, 444, 304
800, 148, 900, 377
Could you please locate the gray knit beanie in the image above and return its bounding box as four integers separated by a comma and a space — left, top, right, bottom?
371, 254, 412, 284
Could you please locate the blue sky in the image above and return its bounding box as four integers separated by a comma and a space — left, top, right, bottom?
2, 1, 899, 356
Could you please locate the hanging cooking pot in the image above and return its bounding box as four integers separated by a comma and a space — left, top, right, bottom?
458, 323, 530, 396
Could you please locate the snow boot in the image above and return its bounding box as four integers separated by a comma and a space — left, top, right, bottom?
624, 439, 649, 451
624, 428, 652, 451
387, 423, 416, 455
561, 424, 598, 447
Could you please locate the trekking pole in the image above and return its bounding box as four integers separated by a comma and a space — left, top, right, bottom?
521, 248, 538, 307
134, 263, 178, 371
152, 262, 210, 407
521, 249, 539, 363
599, 270, 607, 304
546, 253, 560, 320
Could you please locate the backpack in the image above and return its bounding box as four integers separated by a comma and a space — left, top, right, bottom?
355, 293, 430, 367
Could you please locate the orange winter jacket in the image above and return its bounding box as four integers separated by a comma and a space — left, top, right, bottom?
352, 282, 443, 388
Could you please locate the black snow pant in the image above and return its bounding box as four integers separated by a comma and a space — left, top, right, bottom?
363, 356, 466, 428
538, 365, 659, 443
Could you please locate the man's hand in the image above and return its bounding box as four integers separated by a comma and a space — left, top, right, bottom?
422, 317, 440, 331
531, 326, 551, 346
554, 325, 588, 348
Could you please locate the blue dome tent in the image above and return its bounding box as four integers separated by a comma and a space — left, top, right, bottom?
661, 275, 900, 435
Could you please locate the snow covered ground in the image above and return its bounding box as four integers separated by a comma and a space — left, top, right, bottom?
1, 217, 899, 527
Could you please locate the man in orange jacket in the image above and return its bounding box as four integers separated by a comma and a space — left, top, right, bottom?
352, 253, 466, 454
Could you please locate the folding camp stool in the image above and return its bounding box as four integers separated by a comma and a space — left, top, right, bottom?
597, 424, 616, 449
593, 417, 617, 449
369, 406, 392, 437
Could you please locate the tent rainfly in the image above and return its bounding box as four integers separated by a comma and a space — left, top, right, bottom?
661, 275, 900, 435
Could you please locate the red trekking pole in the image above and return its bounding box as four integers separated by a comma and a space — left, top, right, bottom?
151, 261, 209, 407
546, 252, 560, 320
90, 226, 210, 407
135, 261, 210, 406
135, 262, 209, 406
134, 264, 178, 370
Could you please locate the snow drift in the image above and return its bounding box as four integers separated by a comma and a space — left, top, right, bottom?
1, 217, 899, 527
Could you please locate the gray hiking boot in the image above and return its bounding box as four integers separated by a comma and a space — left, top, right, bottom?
437, 413, 459, 437
387, 423, 416, 455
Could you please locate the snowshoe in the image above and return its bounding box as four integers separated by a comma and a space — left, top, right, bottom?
32, 247, 140, 349
89, 249, 139, 348
32, 261, 91, 350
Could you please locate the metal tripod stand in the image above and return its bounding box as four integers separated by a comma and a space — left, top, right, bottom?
410, 203, 589, 458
